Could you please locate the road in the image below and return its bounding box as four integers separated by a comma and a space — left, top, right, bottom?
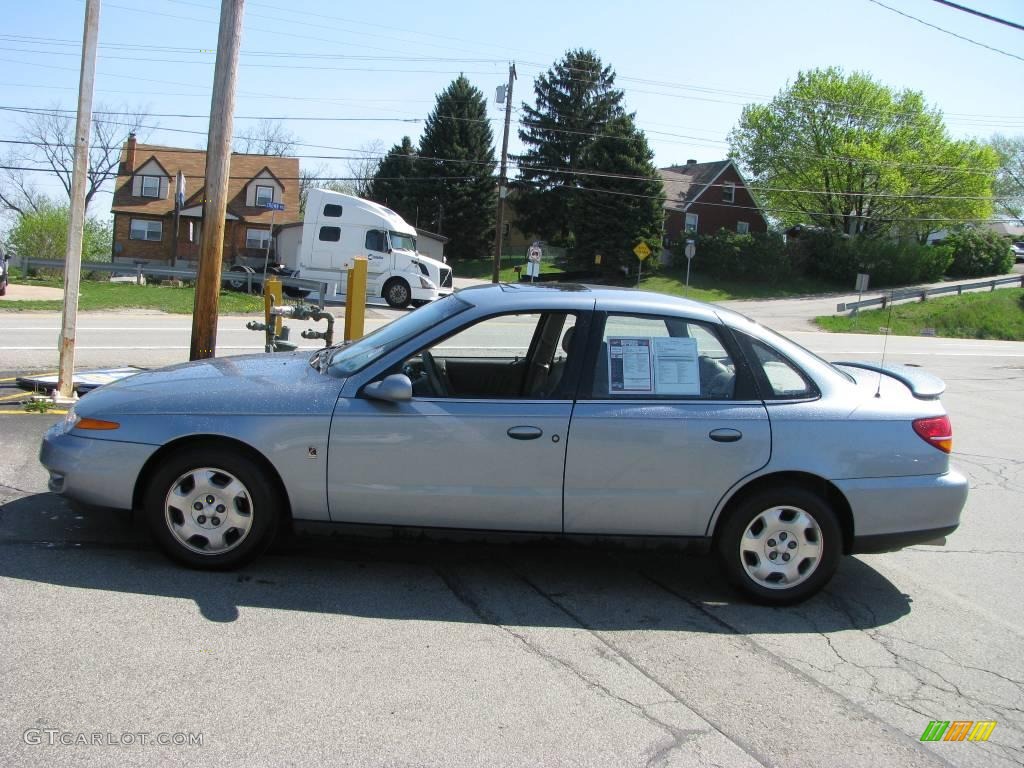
0, 305, 1022, 767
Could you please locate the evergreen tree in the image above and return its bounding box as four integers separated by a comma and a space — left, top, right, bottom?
367, 136, 420, 225
416, 75, 497, 260
513, 50, 625, 250
574, 114, 665, 272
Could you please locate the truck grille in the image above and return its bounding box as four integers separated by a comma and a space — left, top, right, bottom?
440, 268, 453, 288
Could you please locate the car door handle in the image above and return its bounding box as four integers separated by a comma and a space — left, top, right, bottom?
709, 428, 742, 443
507, 426, 543, 441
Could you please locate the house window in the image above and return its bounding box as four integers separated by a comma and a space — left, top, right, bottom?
737, 221, 750, 234
723, 182, 736, 204
255, 185, 274, 207
129, 219, 162, 241
684, 213, 699, 233
246, 228, 270, 249
319, 226, 341, 242
140, 176, 161, 198
323, 204, 343, 217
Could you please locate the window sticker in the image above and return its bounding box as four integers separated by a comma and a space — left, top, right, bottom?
652, 337, 700, 395
608, 337, 653, 393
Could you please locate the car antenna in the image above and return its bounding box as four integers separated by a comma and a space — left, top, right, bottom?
875, 289, 896, 399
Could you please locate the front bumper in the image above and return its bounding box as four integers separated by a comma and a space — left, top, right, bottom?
39, 423, 158, 510
834, 467, 968, 551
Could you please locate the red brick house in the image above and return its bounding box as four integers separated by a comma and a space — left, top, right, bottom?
110, 134, 300, 266
660, 159, 769, 250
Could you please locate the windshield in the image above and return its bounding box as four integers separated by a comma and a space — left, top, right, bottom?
327, 294, 472, 375
389, 231, 417, 251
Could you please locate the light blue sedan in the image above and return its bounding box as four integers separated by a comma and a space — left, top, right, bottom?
39, 284, 967, 604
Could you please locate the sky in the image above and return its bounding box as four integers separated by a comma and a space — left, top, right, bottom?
1, 0, 1022, 222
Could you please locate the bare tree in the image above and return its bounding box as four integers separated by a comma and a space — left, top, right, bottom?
345, 139, 384, 197
234, 119, 298, 156
10, 103, 152, 213
0, 156, 49, 219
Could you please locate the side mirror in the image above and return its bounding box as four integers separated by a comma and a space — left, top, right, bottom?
363, 373, 412, 403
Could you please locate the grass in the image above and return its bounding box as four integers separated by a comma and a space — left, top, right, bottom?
636, 268, 841, 302
1, 277, 266, 314
816, 288, 1024, 340
453, 257, 565, 283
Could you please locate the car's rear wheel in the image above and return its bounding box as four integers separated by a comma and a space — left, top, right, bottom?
717, 486, 841, 605
144, 448, 280, 569
383, 277, 411, 308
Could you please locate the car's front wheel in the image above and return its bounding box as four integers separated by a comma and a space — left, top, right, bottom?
144, 448, 280, 569
717, 486, 841, 605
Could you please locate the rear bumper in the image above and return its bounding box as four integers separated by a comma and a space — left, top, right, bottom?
39, 424, 158, 510
834, 468, 968, 549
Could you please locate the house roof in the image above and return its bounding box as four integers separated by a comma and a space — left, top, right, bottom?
659, 160, 732, 213
110, 142, 300, 225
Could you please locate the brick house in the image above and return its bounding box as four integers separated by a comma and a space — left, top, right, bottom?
110, 134, 300, 266
660, 159, 768, 251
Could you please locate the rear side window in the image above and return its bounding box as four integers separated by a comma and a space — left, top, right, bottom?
318, 226, 341, 242
322, 204, 343, 217
748, 340, 817, 399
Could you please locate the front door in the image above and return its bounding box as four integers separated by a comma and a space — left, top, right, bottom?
326, 311, 581, 531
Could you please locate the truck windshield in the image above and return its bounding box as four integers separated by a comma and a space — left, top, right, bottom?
389, 231, 416, 251
327, 294, 472, 375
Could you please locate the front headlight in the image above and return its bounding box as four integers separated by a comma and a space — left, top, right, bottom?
62, 406, 79, 433
418, 275, 437, 290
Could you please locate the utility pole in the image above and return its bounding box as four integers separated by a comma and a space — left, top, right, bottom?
491, 61, 516, 284
190, 0, 245, 361
55, 0, 101, 403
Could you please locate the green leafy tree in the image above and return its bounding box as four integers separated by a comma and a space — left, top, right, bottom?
990, 134, 1024, 225
8, 201, 111, 262
415, 76, 497, 260
514, 49, 626, 250
367, 136, 421, 226
729, 68, 998, 240
573, 114, 664, 272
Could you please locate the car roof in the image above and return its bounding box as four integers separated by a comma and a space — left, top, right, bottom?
455, 282, 725, 324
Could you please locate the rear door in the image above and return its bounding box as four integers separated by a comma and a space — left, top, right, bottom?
563, 312, 771, 536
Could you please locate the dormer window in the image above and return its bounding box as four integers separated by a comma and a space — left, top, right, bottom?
255, 185, 274, 206
141, 175, 161, 198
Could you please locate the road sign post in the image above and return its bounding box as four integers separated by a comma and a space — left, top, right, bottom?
684, 239, 696, 297
633, 241, 651, 287
260, 201, 286, 283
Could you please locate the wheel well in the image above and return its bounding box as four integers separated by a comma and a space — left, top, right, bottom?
712, 471, 855, 554
132, 435, 292, 522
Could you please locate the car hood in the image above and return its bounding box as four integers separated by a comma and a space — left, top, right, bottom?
75, 352, 345, 417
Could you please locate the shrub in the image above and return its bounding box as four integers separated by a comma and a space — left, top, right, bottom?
943, 227, 1014, 278
687, 229, 792, 282
796, 231, 952, 287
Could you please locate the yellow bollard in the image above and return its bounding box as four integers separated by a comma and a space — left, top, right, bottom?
264, 276, 283, 337
344, 257, 367, 341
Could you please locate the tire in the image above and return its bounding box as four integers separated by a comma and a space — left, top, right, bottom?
143, 447, 281, 570
716, 486, 841, 605
227, 265, 256, 293
382, 277, 411, 309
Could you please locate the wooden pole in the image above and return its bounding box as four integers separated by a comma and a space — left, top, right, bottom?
55, 0, 101, 402
190, 0, 245, 360
491, 62, 516, 284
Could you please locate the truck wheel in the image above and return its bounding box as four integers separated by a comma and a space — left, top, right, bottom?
383, 278, 411, 309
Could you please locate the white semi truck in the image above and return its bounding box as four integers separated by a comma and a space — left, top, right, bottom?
234, 190, 453, 308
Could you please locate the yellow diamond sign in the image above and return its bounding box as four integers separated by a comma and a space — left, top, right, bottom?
633, 241, 652, 261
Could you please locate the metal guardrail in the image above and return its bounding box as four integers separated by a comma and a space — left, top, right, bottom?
837, 274, 1024, 313
21, 258, 330, 310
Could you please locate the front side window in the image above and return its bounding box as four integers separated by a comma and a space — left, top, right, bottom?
140, 175, 161, 198
592, 314, 736, 400
365, 230, 386, 251
255, 185, 274, 206
684, 213, 698, 233
129, 219, 162, 241
396, 312, 578, 399
246, 228, 270, 249
319, 226, 341, 242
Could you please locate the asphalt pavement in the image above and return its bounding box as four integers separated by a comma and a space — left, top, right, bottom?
0, 289, 1022, 767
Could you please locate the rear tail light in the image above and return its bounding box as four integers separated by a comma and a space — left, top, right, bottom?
913, 415, 952, 453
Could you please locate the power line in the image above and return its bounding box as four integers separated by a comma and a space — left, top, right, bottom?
929, 0, 1024, 33
866, 0, 1024, 63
